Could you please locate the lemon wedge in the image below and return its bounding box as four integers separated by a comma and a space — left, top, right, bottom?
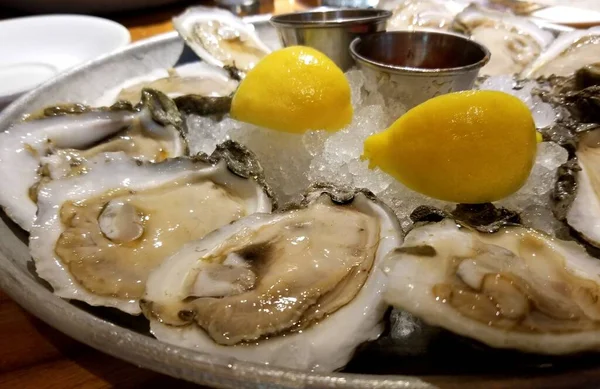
230, 46, 353, 133
363, 90, 537, 204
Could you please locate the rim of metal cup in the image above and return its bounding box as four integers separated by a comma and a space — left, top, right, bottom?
349, 30, 491, 76
270, 8, 392, 29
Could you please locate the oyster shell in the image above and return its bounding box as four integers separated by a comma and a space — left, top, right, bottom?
452, 5, 554, 76
559, 129, 600, 247
522, 27, 600, 78
386, 0, 466, 32
173, 6, 271, 74
574, 63, 600, 90
0, 89, 186, 231
141, 185, 402, 371
96, 62, 238, 106
30, 141, 273, 314
384, 217, 600, 354
173, 94, 232, 116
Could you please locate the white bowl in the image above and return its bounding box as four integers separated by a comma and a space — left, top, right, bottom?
0, 0, 181, 13
0, 15, 130, 108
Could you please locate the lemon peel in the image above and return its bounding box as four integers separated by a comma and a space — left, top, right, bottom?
362, 90, 537, 204
231, 46, 353, 133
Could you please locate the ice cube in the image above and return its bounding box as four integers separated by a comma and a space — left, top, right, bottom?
229, 125, 316, 202
496, 141, 568, 222
519, 205, 569, 237
182, 69, 569, 235
185, 115, 236, 155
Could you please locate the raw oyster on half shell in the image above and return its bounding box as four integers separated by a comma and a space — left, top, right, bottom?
522, 27, 600, 78
384, 215, 600, 354
452, 5, 554, 76
537, 71, 600, 248
142, 185, 402, 371
555, 129, 600, 247
173, 6, 271, 74
30, 141, 273, 314
96, 62, 238, 107
386, 0, 466, 32
0, 89, 186, 231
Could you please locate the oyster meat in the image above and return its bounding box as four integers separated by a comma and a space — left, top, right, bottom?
386, 0, 466, 32
0, 89, 186, 231
142, 186, 402, 371
30, 141, 273, 314
522, 27, 600, 78
96, 62, 238, 106
452, 5, 554, 76
384, 218, 600, 354
173, 6, 271, 74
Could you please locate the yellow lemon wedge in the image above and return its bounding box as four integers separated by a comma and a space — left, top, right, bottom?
230, 46, 353, 133
362, 90, 537, 204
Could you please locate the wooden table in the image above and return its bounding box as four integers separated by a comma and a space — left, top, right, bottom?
1, 2, 600, 388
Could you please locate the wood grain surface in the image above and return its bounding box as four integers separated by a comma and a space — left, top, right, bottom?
1, 1, 600, 388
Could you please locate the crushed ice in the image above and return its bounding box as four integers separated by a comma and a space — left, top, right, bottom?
477, 75, 557, 129
186, 69, 565, 233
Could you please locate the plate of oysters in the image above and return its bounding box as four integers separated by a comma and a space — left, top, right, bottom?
2, 0, 600, 388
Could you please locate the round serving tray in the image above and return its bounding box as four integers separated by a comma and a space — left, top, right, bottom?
0, 16, 599, 389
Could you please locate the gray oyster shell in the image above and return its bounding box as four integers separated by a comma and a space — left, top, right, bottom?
174, 94, 232, 116
409, 203, 521, 234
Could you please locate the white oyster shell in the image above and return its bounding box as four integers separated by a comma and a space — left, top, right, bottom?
143, 189, 402, 371
30, 151, 272, 314
95, 61, 238, 106
384, 219, 600, 354
453, 5, 554, 76
173, 6, 271, 73
521, 26, 600, 78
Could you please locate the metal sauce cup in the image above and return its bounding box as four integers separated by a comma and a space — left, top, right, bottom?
350, 31, 491, 108
270, 9, 392, 71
